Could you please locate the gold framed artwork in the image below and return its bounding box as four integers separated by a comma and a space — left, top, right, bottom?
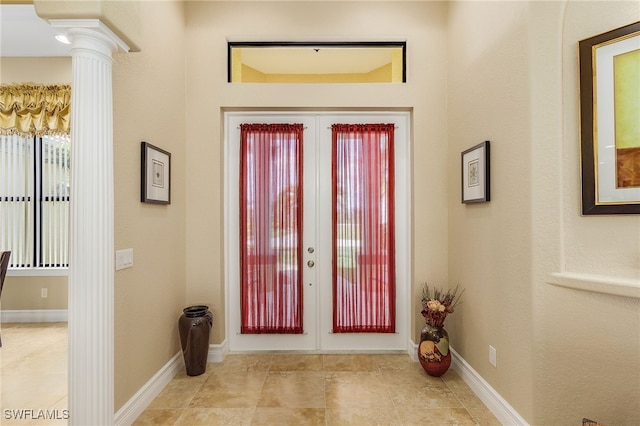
579, 21, 640, 215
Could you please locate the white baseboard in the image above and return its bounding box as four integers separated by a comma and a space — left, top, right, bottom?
409, 340, 419, 362
114, 342, 229, 425
450, 346, 529, 426
0, 309, 68, 322
409, 340, 527, 425
208, 339, 229, 363
114, 351, 184, 426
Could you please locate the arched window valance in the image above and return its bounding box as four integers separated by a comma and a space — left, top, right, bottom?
0, 83, 71, 136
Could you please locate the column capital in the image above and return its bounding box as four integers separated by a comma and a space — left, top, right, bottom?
50, 18, 130, 56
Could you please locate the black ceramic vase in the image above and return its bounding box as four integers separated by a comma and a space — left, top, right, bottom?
178, 305, 213, 376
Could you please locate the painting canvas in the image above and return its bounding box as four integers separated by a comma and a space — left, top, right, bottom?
614, 48, 640, 188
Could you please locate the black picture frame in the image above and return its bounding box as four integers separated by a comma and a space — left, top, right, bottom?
579, 21, 640, 215
141, 141, 171, 204
461, 141, 490, 204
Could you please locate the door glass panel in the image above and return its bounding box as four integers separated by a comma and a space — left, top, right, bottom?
239, 123, 304, 333
331, 123, 396, 333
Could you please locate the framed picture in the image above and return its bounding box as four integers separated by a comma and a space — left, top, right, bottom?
579, 21, 640, 215
141, 141, 171, 204
461, 141, 490, 204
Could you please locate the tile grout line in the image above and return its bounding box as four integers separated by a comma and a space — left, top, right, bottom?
442, 374, 482, 425
2, 328, 500, 425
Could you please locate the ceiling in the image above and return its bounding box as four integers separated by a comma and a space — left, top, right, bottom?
0, 4, 402, 76
0, 4, 71, 57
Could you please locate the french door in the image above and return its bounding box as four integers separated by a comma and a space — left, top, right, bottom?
225, 112, 410, 352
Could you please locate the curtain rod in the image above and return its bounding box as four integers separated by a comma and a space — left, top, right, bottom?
326, 125, 399, 129
236, 126, 308, 129
235, 125, 398, 129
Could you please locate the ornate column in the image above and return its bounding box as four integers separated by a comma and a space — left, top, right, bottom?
49, 19, 129, 426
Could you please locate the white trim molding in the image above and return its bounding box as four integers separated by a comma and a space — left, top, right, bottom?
409, 340, 419, 362
49, 19, 130, 53
114, 351, 184, 426
7, 267, 68, 277
208, 340, 230, 363
224, 111, 411, 352
0, 309, 68, 323
547, 271, 640, 299
115, 343, 228, 425
450, 346, 529, 426
409, 340, 528, 425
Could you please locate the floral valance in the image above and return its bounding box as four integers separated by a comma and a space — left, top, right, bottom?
0, 83, 71, 136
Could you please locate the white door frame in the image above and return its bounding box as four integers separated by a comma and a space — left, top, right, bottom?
225, 113, 319, 351
224, 110, 411, 353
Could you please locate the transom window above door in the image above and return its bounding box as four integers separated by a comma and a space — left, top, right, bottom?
228, 42, 406, 83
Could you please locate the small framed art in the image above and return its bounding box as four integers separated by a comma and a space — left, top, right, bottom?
141, 141, 171, 204
579, 21, 640, 215
461, 141, 490, 204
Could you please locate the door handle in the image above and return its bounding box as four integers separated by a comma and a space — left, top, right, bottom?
307, 260, 315, 268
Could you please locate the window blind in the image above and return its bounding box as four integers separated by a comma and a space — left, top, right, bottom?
0, 134, 70, 269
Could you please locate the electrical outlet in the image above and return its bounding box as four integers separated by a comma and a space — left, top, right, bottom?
489, 345, 497, 367
41, 288, 48, 298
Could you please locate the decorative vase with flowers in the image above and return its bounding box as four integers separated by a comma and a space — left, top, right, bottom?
418, 283, 463, 377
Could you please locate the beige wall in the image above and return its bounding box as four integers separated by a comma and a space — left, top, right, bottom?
447, 0, 534, 420
0, 56, 70, 83
184, 0, 450, 346
448, 1, 639, 425
1, 56, 71, 311
535, 1, 639, 425
4, 2, 638, 422
111, 1, 186, 411
1, 3, 187, 411
1, 276, 68, 309
237, 65, 393, 83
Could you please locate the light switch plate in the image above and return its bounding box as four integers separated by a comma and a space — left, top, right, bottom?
115, 248, 134, 271
489, 345, 497, 367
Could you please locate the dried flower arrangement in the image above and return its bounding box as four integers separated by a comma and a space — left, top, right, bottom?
420, 283, 464, 328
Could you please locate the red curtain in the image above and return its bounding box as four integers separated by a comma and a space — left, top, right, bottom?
240, 123, 304, 334
331, 123, 396, 333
